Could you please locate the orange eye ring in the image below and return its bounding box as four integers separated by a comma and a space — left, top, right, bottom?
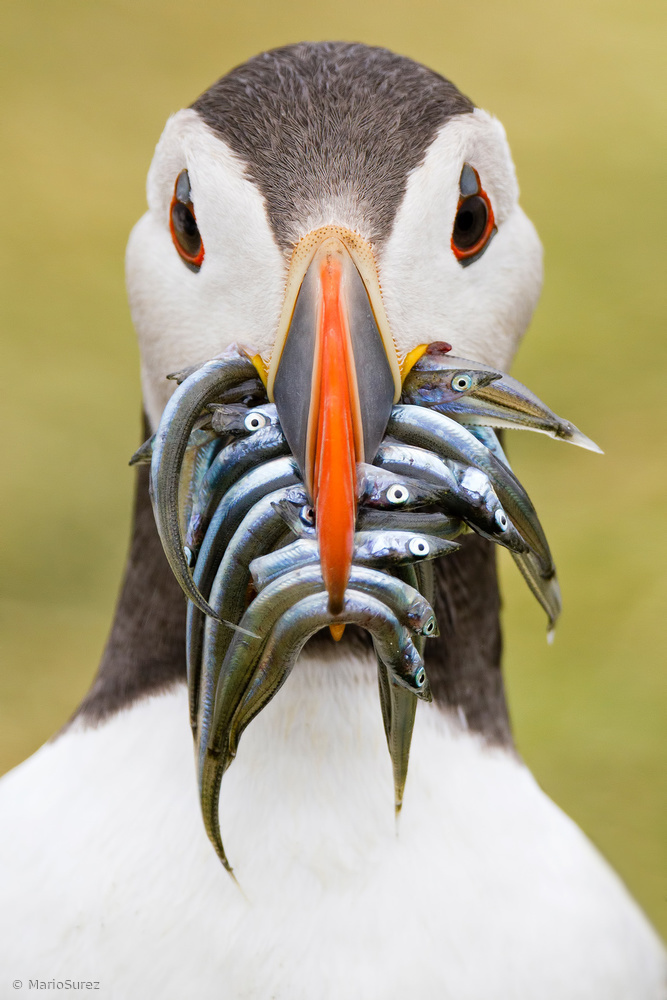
451, 165, 496, 266
169, 169, 205, 271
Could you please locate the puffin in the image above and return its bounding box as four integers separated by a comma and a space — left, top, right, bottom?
0, 42, 664, 999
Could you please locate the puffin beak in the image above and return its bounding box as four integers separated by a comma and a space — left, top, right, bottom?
265, 229, 403, 616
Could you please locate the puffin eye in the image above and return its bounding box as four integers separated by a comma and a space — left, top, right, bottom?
170, 169, 205, 272
451, 164, 496, 267
452, 373, 473, 392
244, 411, 268, 431
387, 483, 409, 505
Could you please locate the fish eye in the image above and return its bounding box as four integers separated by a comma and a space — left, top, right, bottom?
387, 483, 409, 505
244, 411, 268, 431
452, 373, 473, 392
169, 169, 205, 272
415, 667, 426, 688
494, 509, 509, 532
451, 164, 496, 267
408, 536, 430, 557
423, 618, 436, 636
300, 505, 315, 526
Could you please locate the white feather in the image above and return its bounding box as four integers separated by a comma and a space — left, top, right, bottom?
0, 660, 663, 998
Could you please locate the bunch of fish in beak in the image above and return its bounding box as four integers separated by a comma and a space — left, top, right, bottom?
133, 341, 600, 876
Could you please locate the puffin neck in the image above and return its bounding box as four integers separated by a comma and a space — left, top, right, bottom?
72, 418, 512, 749
72, 416, 187, 726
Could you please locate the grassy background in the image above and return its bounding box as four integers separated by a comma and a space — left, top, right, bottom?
1, 0, 665, 935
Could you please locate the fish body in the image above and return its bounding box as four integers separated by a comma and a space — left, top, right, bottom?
150, 347, 257, 619
405, 351, 601, 452
377, 650, 422, 814
374, 441, 459, 493
357, 508, 464, 540
388, 406, 554, 576
185, 423, 289, 553
207, 563, 436, 766
186, 461, 302, 722
193, 487, 308, 752
250, 530, 459, 591
512, 550, 562, 632
168, 365, 264, 405
402, 363, 501, 407
208, 402, 279, 436
356, 463, 443, 510
192, 456, 302, 604
374, 442, 527, 553
179, 432, 222, 537
199, 589, 429, 872
231, 591, 429, 752
465, 425, 511, 467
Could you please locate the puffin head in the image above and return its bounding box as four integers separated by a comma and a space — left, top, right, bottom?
126, 41, 543, 608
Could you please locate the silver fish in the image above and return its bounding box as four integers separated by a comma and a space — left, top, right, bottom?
210, 378, 266, 406
407, 346, 599, 447
405, 350, 601, 452
250, 530, 459, 592
402, 363, 501, 406
248, 538, 319, 589
168, 366, 264, 404
271, 499, 463, 546
186, 461, 302, 720
234, 592, 429, 739
191, 456, 302, 603
272, 499, 463, 550
350, 530, 460, 570
374, 441, 528, 554
446, 463, 525, 549
180, 433, 222, 537
512, 550, 562, 633
387, 406, 554, 577
204, 562, 437, 784
464, 425, 511, 467
377, 656, 419, 816
356, 463, 443, 510
150, 346, 257, 619
192, 486, 308, 752
185, 422, 289, 554
464, 427, 562, 631
199, 590, 429, 872
357, 508, 464, 540
207, 401, 279, 436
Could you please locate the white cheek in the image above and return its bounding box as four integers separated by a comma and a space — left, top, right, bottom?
127, 111, 286, 429
379, 112, 543, 371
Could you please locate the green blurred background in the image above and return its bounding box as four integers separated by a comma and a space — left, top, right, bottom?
1, 0, 665, 934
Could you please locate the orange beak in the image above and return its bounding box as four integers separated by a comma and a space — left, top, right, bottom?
311, 253, 360, 613
269, 230, 401, 621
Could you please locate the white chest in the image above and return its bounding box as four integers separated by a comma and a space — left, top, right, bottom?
0, 650, 663, 999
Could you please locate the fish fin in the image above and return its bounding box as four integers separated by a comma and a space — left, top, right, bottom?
128, 435, 155, 466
